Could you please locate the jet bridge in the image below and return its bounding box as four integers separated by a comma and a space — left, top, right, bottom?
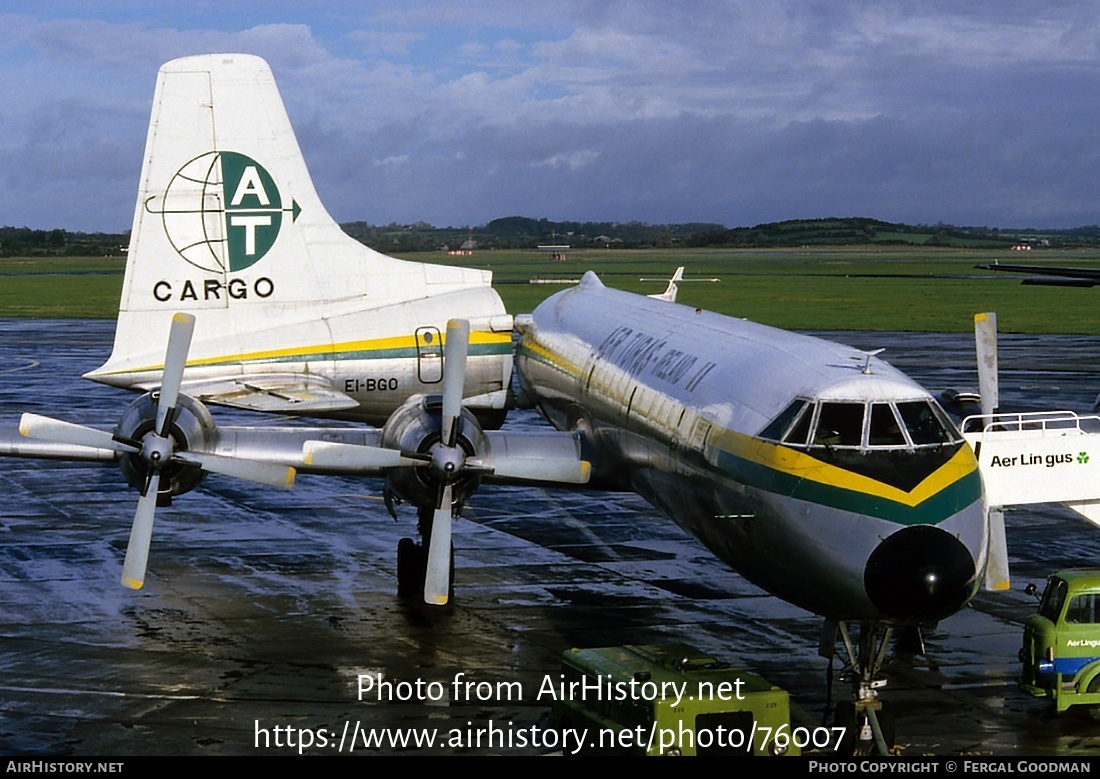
962, 411, 1100, 526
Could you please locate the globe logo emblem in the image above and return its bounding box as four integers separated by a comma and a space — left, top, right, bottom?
152, 151, 299, 273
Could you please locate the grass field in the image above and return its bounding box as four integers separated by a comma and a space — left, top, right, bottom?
2, 246, 1099, 333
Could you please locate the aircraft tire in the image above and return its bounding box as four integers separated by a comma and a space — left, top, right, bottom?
396, 537, 426, 598
834, 702, 857, 755
396, 537, 455, 601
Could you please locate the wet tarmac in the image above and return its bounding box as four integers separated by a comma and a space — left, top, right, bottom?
2, 318, 1100, 756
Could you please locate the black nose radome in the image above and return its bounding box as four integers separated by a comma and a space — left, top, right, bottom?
864, 525, 976, 621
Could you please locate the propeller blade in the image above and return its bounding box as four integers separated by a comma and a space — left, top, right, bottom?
984, 508, 1010, 591
19, 413, 136, 453
156, 312, 196, 435
441, 319, 470, 446
121, 471, 160, 590
179, 451, 296, 489
469, 456, 591, 484
974, 312, 999, 418
302, 441, 428, 471
424, 484, 453, 605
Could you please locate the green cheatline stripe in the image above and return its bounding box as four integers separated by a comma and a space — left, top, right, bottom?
715, 449, 983, 525
194, 341, 512, 368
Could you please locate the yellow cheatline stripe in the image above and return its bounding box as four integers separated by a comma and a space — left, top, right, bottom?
102, 330, 512, 376
521, 337, 583, 376
715, 427, 979, 507
734, 429, 976, 508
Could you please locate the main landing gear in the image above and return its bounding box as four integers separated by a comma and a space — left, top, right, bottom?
821, 620, 898, 756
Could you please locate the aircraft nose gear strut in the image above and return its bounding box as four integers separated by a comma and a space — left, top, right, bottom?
822, 620, 896, 756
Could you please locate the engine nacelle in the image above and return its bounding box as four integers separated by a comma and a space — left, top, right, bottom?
115, 392, 217, 499
381, 395, 488, 511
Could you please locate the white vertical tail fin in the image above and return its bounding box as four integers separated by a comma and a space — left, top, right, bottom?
647, 266, 685, 302
89, 54, 505, 385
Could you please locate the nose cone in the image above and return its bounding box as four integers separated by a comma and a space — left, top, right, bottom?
864, 525, 977, 622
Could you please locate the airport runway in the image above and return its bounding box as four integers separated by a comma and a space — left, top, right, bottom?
2, 318, 1100, 756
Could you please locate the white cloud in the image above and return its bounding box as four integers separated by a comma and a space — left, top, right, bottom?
5, 3, 1100, 230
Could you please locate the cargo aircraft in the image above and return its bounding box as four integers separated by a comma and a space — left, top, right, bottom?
2, 54, 1000, 752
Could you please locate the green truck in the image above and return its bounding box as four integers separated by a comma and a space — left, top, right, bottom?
1020, 569, 1100, 713
547, 643, 810, 756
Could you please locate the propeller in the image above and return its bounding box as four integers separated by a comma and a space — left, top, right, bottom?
974, 312, 999, 418
974, 312, 1010, 592
20, 312, 296, 589
420, 319, 469, 604
302, 318, 590, 605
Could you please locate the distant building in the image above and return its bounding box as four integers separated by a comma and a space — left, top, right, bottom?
538, 244, 570, 261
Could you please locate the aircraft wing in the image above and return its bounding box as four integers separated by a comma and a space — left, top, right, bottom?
0, 420, 384, 469
213, 425, 384, 472
478, 429, 591, 484
184, 375, 360, 415
298, 427, 590, 483
978, 262, 1100, 287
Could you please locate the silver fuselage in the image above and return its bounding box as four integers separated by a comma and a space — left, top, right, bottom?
517, 273, 988, 623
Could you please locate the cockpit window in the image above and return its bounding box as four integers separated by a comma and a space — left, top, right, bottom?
759, 399, 809, 442
813, 403, 864, 447
770, 397, 961, 451
897, 400, 953, 445
785, 404, 814, 446
869, 403, 907, 446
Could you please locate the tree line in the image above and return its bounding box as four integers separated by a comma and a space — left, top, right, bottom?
4, 217, 1100, 257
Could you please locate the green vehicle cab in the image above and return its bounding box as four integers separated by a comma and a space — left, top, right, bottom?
1020, 569, 1100, 712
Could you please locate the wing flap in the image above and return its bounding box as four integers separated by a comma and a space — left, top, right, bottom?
185, 376, 359, 414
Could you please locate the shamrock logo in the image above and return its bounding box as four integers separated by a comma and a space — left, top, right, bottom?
1078, 452, 1090, 465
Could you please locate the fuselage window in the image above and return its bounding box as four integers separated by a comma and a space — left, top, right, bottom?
813, 402, 864, 447
868, 403, 907, 446
897, 400, 952, 445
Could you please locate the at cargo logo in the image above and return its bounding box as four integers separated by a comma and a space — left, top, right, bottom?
146, 151, 302, 301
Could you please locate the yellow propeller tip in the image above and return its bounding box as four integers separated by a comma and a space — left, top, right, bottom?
121, 578, 144, 590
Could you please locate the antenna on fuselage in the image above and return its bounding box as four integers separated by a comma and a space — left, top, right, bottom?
859, 348, 885, 374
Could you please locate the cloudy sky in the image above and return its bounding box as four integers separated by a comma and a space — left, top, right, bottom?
2, 1, 1098, 232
